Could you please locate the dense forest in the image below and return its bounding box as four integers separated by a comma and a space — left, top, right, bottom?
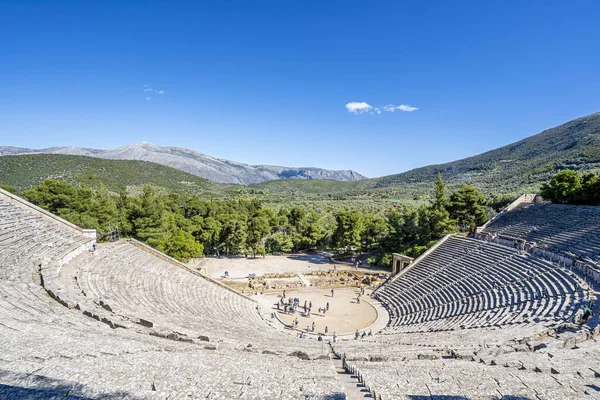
4, 168, 597, 265
5, 175, 492, 265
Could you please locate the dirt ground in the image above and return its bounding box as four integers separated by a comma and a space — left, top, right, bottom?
205, 253, 387, 280
254, 287, 378, 336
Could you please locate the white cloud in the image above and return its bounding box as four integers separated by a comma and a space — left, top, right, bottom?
145, 96, 151, 101
397, 104, 418, 112
383, 104, 418, 112
347, 101, 418, 115
345, 101, 373, 114
158, 90, 164, 94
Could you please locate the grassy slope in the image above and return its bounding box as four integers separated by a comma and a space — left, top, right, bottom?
0, 154, 238, 196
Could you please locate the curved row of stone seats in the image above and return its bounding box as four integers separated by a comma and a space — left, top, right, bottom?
376, 236, 587, 332
0, 196, 93, 283
0, 193, 98, 329
483, 203, 600, 262
476, 336, 600, 378
0, 306, 343, 400
50, 240, 322, 353
344, 357, 595, 399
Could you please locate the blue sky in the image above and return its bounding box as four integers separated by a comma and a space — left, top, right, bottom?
1, 1, 599, 178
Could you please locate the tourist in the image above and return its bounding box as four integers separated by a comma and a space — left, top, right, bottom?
333, 332, 338, 342
283, 290, 286, 298
331, 289, 334, 297
361, 331, 366, 339
326, 302, 330, 311
304, 300, 307, 312
318, 334, 323, 341
368, 329, 372, 336
312, 321, 315, 332
355, 330, 359, 340
581, 305, 593, 323
325, 326, 328, 334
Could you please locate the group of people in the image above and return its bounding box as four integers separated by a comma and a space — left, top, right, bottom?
277, 291, 331, 319
276, 287, 375, 342
355, 329, 372, 339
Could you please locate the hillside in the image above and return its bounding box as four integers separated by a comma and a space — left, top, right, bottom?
251, 112, 600, 200
376, 112, 600, 190
0, 154, 236, 196
0, 142, 366, 185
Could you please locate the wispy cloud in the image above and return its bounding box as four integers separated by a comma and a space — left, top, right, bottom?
143, 84, 165, 99
347, 101, 418, 115
383, 104, 418, 112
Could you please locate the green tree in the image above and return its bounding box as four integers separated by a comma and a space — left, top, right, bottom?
158, 229, 203, 262
362, 214, 389, 249
128, 186, 165, 245
247, 210, 271, 258
417, 174, 454, 242
448, 185, 487, 232
581, 172, 600, 205
219, 215, 248, 255
540, 170, 582, 204
24, 179, 78, 214
433, 172, 449, 208
200, 216, 223, 256
334, 209, 364, 250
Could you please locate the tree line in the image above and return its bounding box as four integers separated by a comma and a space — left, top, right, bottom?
540, 170, 600, 205
17, 175, 491, 264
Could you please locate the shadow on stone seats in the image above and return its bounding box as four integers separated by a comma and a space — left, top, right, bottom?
0, 383, 92, 400
406, 396, 532, 400
0, 371, 138, 400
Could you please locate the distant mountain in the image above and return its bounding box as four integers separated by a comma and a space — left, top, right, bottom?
0, 142, 366, 185
2, 112, 598, 199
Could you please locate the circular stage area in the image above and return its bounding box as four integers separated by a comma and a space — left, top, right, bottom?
257, 287, 379, 336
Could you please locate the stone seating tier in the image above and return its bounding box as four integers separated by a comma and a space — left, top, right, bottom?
483, 203, 600, 262
376, 236, 588, 332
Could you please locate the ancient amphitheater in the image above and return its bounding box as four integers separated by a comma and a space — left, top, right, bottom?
0, 188, 599, 399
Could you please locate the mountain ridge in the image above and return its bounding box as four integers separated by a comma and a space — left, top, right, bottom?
2, 112, 599, 200
0, 142, 366, 185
